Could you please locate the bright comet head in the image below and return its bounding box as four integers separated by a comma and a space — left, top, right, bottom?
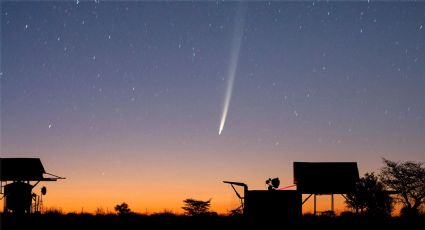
218, 116, 224, 134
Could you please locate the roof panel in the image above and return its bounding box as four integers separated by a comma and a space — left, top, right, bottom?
293, 162, 359, 194
0, 158, 46, 181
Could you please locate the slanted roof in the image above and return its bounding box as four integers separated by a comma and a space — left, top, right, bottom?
0, 158, 49, 181
293, 162, 359, 194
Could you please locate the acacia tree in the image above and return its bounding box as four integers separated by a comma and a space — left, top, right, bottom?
345, 172, 393, 216
380, 158, 425, 216
182, 198, 212, 216
115, 202, 131, 215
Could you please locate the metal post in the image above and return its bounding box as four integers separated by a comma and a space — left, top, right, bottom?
314, 194, 316, 216
331, 194, 334, 212
40, 194, 43, 213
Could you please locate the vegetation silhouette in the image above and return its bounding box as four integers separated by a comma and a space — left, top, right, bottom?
228, 207, 243, 216
182, 198, 216, 216
380, 158, 425, 217
114, 202, 131, 216
345, 172, 393, 217
2, 211, 425, 229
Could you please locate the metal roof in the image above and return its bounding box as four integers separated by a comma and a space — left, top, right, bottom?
0, 158, 59, 181
293, 162, 359, 194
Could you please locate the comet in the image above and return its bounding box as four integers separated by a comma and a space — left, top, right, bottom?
219, 6, 245, 135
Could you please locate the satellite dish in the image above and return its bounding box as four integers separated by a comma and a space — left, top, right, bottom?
266, 177, 280, 190
41, 186, 47, 195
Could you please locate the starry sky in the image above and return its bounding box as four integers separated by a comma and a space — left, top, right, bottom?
1, 1, 425, 214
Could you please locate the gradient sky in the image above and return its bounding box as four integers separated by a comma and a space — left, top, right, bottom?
1, 1, 424, 214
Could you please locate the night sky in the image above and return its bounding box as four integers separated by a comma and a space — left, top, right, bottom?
1, 1, 425, 214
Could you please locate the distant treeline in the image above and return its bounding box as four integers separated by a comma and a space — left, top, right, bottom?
2, 211, 425, 229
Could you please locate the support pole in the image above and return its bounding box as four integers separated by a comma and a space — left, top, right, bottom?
314, 194, 316, 216
331, 194, 334, 212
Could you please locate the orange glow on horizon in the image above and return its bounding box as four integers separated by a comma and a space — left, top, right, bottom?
0, 146, 397, 215
35, 195, 351, 215
0, 181, 351, 215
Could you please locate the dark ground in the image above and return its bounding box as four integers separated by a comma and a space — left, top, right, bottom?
2, 213, 425, 230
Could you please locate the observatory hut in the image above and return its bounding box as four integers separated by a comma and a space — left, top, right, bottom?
223, 161, 359, 222
0, 158, 64, 214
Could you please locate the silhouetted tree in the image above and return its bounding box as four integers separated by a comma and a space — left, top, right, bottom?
380, 158, 425, 216
345, 172, 393, 216
228, 207, 243, 216
114, 202, 131, 215
182, 198, 212, 216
